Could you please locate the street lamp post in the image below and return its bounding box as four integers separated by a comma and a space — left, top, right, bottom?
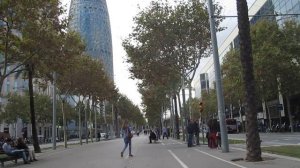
207, 0, 229, 152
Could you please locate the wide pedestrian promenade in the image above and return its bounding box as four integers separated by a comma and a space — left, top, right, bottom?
3, 135, 300, 168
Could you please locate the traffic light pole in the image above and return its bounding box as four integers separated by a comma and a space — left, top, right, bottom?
207, 0, 229, 153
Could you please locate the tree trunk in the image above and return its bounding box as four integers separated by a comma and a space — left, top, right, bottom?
238, 99, 245, 133
285, 95, 294, 133
111, 104, 114, 138
173, 94, 180, 139
181, 82, 188, 142
88, 98, 93, 142
85, 101, 88, 144
160, 105, 163, 131
177, 92, 185, 141
79, 101, 82, 145
188, 82, 192, 119
236, 0, 262, 161
266, 103, 272, 131
93, 100, 97, 141
62, 100, 67, 148
230, 103, 233, 119
170, 96, 174, 138
115, 105, 119, 138
27, 64, 41, 153
0, 77, 4, 97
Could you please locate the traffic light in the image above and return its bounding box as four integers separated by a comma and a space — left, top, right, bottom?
199, 101, 204, 113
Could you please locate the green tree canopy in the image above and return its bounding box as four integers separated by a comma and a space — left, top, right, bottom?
123, 0, 223, 124
1, 93, 76, 125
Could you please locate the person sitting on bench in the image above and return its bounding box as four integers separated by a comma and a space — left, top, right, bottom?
16, 138, 37, 162
149, 130, 157, 143
2, 138, 30, 164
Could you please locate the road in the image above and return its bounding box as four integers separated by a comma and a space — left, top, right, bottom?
5, 134, 299, 168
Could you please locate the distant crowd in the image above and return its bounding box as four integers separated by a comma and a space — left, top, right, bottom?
144, 118, 221, 149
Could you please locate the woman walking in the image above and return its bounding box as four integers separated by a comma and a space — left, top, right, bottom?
120, 120, 133, 157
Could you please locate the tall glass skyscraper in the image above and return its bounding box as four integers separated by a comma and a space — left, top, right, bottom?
69, 0, 114, 80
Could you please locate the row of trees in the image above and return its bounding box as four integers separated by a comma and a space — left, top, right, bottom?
1, 93, 75, 126
123, 0, 300, 162
222, 20, 300, 132
0, 91, 145, 138
123, 0, 223, 139
194, 9, 300, 162
0, 0, 145, 152
1, 0, 71, 153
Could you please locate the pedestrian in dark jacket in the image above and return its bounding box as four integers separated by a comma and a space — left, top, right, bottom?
193, 120, 200, 145
149, 130, 157, 143
187, 119, 194, 147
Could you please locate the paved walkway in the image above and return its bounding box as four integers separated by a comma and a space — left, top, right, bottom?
3, 135, 300, 168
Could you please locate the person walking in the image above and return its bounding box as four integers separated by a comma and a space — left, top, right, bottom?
149, 130, 157, 143
193, 120, 200, 145
155, 127, 160, 140
120, 120, 133, 157
162, 126, 168, 139
187, 119, 194, 147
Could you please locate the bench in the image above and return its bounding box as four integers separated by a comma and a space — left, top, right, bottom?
0, 151, 20, 168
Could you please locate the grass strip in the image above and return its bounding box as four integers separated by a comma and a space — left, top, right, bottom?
262, 145, 300, 158
228, 139, 245, 144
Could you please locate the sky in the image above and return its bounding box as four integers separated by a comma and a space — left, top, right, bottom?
60, 0, 255, 108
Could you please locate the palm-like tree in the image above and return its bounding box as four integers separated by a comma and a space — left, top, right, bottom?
236, 0, 262, 161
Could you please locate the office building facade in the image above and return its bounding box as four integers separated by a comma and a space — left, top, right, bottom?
69, 0, 114, 80
193, 0, 300, 122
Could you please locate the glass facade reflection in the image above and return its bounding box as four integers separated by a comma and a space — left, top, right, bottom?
194, 0, 300, 97
271, 0, 300, 24
250, 0, 300, 25
69, 0, 114, 80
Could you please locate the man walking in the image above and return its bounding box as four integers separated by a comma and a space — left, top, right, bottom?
193, 120, 200, 145
162, 126, 168, 139
187, 119, 194, 147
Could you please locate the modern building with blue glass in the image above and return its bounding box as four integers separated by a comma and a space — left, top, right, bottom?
68, 0, 114, 80
193, 0, 300, 126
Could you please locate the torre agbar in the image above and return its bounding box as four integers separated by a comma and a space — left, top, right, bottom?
69, 0, 114, 80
